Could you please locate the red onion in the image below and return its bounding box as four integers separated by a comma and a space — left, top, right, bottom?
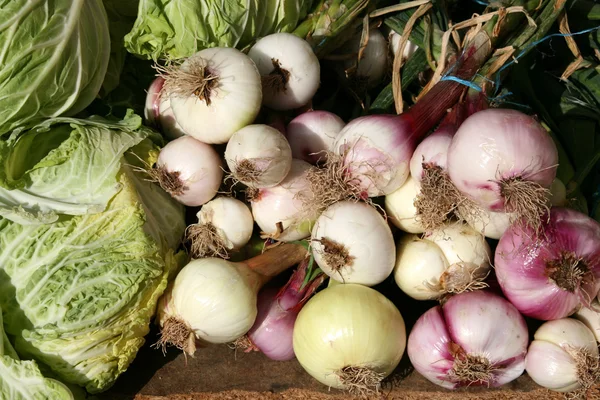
495, 207, 600, 321
447, 108, 558, 232
242, 260, 325, 361
407, 291, 528, 389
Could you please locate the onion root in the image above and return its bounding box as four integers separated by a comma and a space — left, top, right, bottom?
336, 365, 385, 396
156, 59, 219, 105
186, 222, 229, 259
499, 176, 551, 234
154, 316, 196, 356
315, 237, 355, 276
262, 58, 290, 93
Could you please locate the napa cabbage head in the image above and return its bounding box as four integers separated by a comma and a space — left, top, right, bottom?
0, 113, 186, 393
124, 0, 314, 60
0, 0, 111, 136
1, 306, 75, 400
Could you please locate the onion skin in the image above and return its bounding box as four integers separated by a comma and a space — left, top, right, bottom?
495, 207, 600, 321
407, 291, 528, 389
447, 108, 558, 212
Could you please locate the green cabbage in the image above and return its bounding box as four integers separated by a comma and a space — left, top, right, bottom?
1, 306, 75, 400
0, 113, 186, 393
124, 0, 314, 60
0, 0, 111, 136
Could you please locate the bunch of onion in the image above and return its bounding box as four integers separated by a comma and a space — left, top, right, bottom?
297, 10, 532, 219
233, 258, 325, 361
293, 283, 406, 395
155, 243, 308, 356
495, 207, 600, 321
408, 290, 528, 389
526, 318, 600, 394
394, 222, 492, 301
136, 135, 223, 207
185, 197, 254, 259
157, 47, 263, 144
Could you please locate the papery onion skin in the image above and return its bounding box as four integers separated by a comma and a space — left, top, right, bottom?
447, 108, 558, 212
286, 111, 345, 164
156, 136, 223, 207
407, 291, 528, 389
525, 318, 598, 392
251, 159, 317, 241
334, 115, 415, 197
495, 207, 600, 321
169, 47, 263, 144
293, 283, 406, 390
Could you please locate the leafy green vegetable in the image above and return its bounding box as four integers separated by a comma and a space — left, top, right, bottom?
0, 306, 75, 400
0, 112, 156, 225
0, 0, 111, 136
124, 0, 314, 60
101, 0, 140, 97
0, 114, 186, 393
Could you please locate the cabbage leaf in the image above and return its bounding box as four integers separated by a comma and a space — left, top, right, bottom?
0, 306, 74, 400
0, 0, 111, 136
124, 0, 314, 60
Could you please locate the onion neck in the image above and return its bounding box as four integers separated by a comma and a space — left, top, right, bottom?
244, 243, 308, 286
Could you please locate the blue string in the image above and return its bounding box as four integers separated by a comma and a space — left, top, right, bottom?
439, 25, 600, 106
472, 0, 489, 5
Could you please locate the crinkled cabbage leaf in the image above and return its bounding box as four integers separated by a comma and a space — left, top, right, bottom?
0, 0, 111, 136
0, 114, 186, 393
0, 306, 74, 400
124, 0, 314, 60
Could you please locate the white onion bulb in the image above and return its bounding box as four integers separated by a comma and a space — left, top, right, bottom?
311, 201, 395, 286
526, 318, 599, 393
187, 197, 254, 259
167, 47, 262, 144
389, 31, 419, 61
225, 124, 292, 188
248, 33, 320, 111
342, 29, 389, 88
574, 299, 600, 342
153, 136, 223, 207
293, 283, 406, 393
394, 222, 492, 300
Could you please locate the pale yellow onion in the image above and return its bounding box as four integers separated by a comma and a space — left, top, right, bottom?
384, 174, 425, 233
526, 318, 598, 393
311, 201, 395, 286
573, 300, 600, 342
225, 124, 292, 188
169, 47, 262, 144
394, 222, 491, 300
293, 284, 406, 392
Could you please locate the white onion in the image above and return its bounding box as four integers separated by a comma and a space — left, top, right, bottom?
286, 111, 345, 164
251, 159, 317, 241
388, 31, 419, 61
225, 124, 292, 188
342, 29, 389, 88
394, 222, 492, 300
187, 197, 254, 259
311, 201, 395, 286
167, 47, 262, 144
384, 174, 425, 234
144, 77, 187, 140
248, 33, 320, 111
526, 318, 599, 393
152, 136, 223, 206
574, 299, 600, 342
409, 128, 453, 183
